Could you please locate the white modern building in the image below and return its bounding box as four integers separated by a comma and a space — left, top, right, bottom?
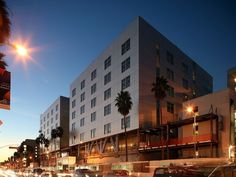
40, 96, 69, 167
69, 16, 213, 163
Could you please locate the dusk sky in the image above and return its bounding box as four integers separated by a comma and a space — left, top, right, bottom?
0, 0, 235, 162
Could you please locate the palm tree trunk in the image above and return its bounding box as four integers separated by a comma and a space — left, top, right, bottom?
160, 101, 164, 160
124, 116, 128, 162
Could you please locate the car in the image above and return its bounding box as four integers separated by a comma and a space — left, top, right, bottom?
103, 169, 137, 177
153, 166, 206, 177
73, 168, 102, 177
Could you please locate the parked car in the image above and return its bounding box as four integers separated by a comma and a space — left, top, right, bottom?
103, 170, 137, 177
73, 168, 102, 177
153, 166, 206, 177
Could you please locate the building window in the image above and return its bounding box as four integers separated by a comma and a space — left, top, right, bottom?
43, 117, 46, 122
80, 117, 85, 127
80, 92, 85, 102
91, 69, 97, 81
47, 121, 49, 126
104, 56, 111, 70
47, 113, 49, 118
182, 63, 188, 74
72, 111, 76, 119
121, 38, 130, 55
91, 97, 96, 108
40, 119, 43, 125
167, 102, 174, 113
121, 57, 130, 73
121, 116, 130, 129
51, 117, 53, 124
72, 88, 76, 97
104, 104, 111, 116
47, 129, 49, 134
104, 88, 111, 101
55, 114, 58, 120
91, 128, 96, 138
168, 86, 174, 97
80, 133, 84, 141
91, 83, 96, 95
56, 104, 58, 111
80, 105, 85, 114
121, 75, 130, 90
91, 112, 96, 122
167, 68, 174, 81
104, 123, 111, 134
72, 99, 76, 108
72, 122, 76, 132
81, 80, 85, 90
104, 72, 111, 85
51, 109, 53, 115
182, 78, 189, 89
166, 51, 174, 65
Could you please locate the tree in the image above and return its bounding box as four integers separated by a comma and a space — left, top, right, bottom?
51, 128, 57, 150
115, 91, 132, 162
0, 0, 11, 69
0, 53, 7, 69
151, 76, 169, 160
0, 0, 11, 44
151, 76, 169, 126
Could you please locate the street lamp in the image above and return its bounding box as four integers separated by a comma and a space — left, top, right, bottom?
186, 105, 199, 158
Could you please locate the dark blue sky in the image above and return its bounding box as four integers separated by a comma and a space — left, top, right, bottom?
0, 0, 235, 161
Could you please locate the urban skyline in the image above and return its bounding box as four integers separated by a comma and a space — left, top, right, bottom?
0, 0, 235, 163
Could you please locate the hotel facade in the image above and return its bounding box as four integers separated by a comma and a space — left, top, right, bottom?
68, 17, 213, 164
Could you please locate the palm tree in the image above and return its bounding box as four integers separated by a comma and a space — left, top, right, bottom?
56, 126, 63, 149
0, 53, 7, 69
151, 76, 169, 160
151, 76, 169, 126
115, 91, 132, 162
0, 0, 11, 44
51, 128, 57, 151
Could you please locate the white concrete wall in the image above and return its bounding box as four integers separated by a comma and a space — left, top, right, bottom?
69, 18, 139, 146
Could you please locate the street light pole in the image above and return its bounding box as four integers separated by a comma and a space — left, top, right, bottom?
187, 106, 199, 158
